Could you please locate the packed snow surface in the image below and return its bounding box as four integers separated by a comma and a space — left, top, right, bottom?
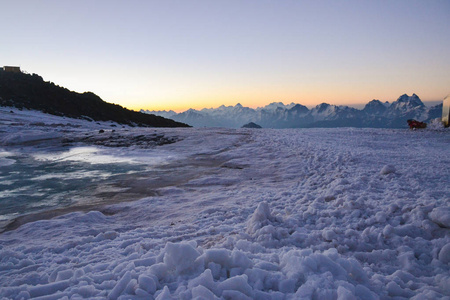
0, 107, 449, 299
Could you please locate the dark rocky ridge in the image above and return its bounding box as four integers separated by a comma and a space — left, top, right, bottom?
242, 122, 262, 128
0, 71, 189, 127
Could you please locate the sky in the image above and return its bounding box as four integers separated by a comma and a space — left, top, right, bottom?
1, 0, 449, 112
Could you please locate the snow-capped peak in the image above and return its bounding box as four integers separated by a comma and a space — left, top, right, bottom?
363, 100, 388, 115
312, 103, 332, 113
393, 93, 424, 107
259, 102, 291, 111
389, 94, 425, 113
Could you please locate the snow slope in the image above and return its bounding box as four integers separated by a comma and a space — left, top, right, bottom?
0, 107, 449, 299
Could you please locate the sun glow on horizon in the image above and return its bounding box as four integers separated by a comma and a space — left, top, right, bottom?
121, 80, 448, 113
21, 65, 446, 114
2, 1, 449, 114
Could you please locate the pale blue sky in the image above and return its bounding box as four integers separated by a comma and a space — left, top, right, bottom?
1, 0, 449, 111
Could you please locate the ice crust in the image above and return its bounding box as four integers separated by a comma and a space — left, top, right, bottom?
0, 107, 449, 299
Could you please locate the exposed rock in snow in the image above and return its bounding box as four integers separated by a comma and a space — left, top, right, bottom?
241, 122, 262, 129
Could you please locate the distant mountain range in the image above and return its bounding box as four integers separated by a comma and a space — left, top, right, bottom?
0, 70, 189, 128
143, 94, 443, 128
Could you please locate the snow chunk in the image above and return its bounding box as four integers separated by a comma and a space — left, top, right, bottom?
55, 269, 74, 281
429, 207, 450, 228
380, 164, 396, 175
438, 243, 450, 264
247, 202, 274, 234
192, 284, 219, 299
222, 289, 253, 300
163, 241, 202, 275
138, 274, 157, 294
155, 286, 175, 300
108, 271, 131, 300
322, 229, 337, 241
188, 269, 218, 295
28, 280, 71, 298
337, 286, 356, 300
386, 280, 414, 298
218, 274, 253, 297
203, 249, 232, 268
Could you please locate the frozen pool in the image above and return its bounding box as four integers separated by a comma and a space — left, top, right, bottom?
0, 146, 171, 231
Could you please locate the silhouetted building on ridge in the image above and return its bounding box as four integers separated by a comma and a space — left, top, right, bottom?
3, 66, 21, 73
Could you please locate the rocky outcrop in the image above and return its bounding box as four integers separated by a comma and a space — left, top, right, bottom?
0, 71, 189, 128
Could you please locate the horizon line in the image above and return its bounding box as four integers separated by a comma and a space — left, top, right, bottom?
139, 98, 444, 114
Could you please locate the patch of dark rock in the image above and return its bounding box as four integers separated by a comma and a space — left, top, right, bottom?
0, 71, 189, 127
242, 122, 262, 128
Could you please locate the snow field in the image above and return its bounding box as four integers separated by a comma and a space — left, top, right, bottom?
0, 121, 449, 299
